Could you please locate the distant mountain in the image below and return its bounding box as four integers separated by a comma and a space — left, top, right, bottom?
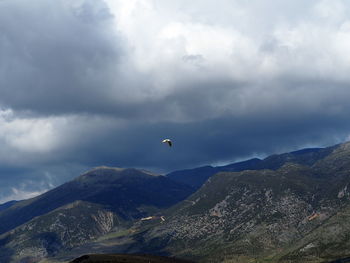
0, 167, 193, 236
0, 167, 193, 263
0, 200, 18, 212
166, 165, 218, 189
2, 142, 350, 263
166, 147, 332, 189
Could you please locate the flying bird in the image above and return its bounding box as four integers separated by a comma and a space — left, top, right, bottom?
162, 139, 172, 147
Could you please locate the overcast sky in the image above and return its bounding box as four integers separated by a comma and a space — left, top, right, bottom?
1, 0, 350, 202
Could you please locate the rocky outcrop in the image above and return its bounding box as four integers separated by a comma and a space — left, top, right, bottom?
0, 201, 117, 263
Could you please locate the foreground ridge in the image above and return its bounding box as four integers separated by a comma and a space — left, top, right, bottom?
70, 254, 195, 263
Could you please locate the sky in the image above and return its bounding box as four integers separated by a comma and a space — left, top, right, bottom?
1, 0, 350, 202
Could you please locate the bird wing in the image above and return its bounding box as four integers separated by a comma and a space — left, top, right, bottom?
161, 139, 172, 146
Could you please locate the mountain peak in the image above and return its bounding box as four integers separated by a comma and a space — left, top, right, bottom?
76, 166, 161, 184
82, 166, 125, 176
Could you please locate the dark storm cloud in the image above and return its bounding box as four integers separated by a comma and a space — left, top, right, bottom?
18, 110, 345, 180
63, 102, 350, 173
2, 0, 350, 202
0, 0, 127, 115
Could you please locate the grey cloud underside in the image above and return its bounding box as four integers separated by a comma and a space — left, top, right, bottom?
0, 0, 349, 120
0, 0, 124, 115
1, 0, 350, 202
58, 113, 350, 172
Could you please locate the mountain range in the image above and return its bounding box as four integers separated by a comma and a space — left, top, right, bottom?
1, 142, 350, 262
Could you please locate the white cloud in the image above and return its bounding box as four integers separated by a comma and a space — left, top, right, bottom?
2, 0, 350, 121
0, 109, 131, 167
314, 0, 346, 20
1, 115, 57, 153
0, 176, 55, 203
101, 0, 350, 102
11, 187, 47, 201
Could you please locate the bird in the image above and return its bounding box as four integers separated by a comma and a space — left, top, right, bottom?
162, 139, 172, 147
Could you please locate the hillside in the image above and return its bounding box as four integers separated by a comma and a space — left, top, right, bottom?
57, 142, 350, 263
0, 167, 193, 263
0, 201, 117, 263
0, 200, 18, 212
138, 142, 350, 262
0, 167, 193, 236
2, 142, 350, 262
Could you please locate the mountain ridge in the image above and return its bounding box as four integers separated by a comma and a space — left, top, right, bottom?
0, 167, 193, 236
1, 141, 350, 262
166, 145, 335, 189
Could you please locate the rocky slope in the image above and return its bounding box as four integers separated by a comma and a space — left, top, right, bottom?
138, 142, 350, 262
44, 142, 350, 263
0, 201, 116, 263
0, 167, 193, 263
2, 142, 350, 263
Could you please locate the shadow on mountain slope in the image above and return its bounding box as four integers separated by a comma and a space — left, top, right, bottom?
0, 240, 14, 263
328, 257, 350, 263
0, 167, 193, 235
70, 254, 195, 263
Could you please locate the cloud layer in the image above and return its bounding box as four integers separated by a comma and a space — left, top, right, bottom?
1, 0, 350, 202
